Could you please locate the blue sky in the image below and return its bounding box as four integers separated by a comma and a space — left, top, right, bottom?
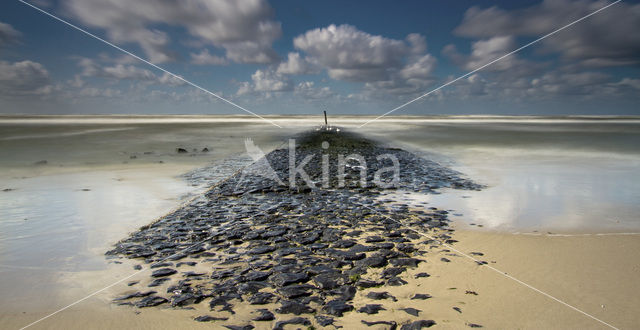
0, 0, 639, 116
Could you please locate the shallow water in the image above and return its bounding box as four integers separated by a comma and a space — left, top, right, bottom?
356, 118, 640, 232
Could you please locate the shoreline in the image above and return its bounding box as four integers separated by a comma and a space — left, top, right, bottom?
4, 127, 639, 329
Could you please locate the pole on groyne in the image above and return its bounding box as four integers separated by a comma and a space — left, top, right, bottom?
323, 111, 328, 127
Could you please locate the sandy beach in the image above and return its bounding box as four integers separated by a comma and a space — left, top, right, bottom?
4, 230, 638, 329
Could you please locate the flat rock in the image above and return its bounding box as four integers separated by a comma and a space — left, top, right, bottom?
276, 300, 314, 315
389, 258, 422, 268
248, 245, 276, 255
323, 299, 353, 316
273, 317, 311, 330
248, 292, 276, 305
362, 320, 398, 329
315, 315, 335, 327
136, 296, 168, 307
252, 308, 275, 321
151, 268, 177, 278
412, 294, 432, 300
358, 304, 386, 314
400, 320, 436, 329
271, 272, 308, 287
365, 291, 397, 301
277, 284, 314, 299
400, 307, 421, 316
194, 315, 228, 322
387, 276, 408, 286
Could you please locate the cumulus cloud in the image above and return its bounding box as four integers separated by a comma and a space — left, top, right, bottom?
237, 69, 292, 95
276, 52, 317, 75
294, 81, 334, 99
0, 60, 52, 96
66, 0, 281, 64
454, 0, 640, 67
190, 49, 228, 65
0, 22, 21, 49
290, 24, 438, 98
293, 24, 407, 82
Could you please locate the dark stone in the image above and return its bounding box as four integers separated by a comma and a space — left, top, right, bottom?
365, 291, 397, 301
244, 271, 270, 282
271, 272, 308, 287
356, 279, 384, 288
313, 273, 346, 290
400, 320, 436, 329
400, 307, 421, 316
276, 300, 314, 315
148, 278, 170, 287
333, 239, 356, 248
412, 294, 432, 300
238, 282, 268, 295
387, 276, 408, 286
389, 258, 423, 268
136, 296, 168, 307
365, 236, 385, 243
357, 255, 387, 268
453, 306, 462, 313
322, 299, 353, 316
151, 268, 177, 277
358, 304, 386, 314
194, 315, 228, 322
277, 284, 314, 299
315, 315, 335, 326
467, 323, 484, 328
114, 291, 156, 301
415, 272, 431, 278
176, 148, 188, 153
248, 245, 276, 255
273, 317, 311, 330
362, 320, 398, 329
248, 292, 276, 305
381, 267, 406, 279
440, 257, 451, 262
252, 308, 275, 321
223, 325, 254, 330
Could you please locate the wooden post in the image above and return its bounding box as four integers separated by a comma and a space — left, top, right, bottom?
323, 110, 328, 127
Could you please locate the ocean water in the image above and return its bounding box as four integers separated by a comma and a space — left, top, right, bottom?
1, 115, 639, 316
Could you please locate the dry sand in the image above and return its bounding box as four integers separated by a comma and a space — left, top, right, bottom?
5, 228, 638, 329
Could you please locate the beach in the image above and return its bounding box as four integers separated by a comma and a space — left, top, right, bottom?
1, 115, 639, 329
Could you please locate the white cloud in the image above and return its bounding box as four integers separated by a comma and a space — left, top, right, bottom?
293, 24, 407, 82
294, 81, 334, 99
237, 68, 292, 95
454, 0, 640, 67
66, 0, 281, 63
0, 60, 52, 96
190, 49, 228, 65
277, 52, 317, 75
0, 21, 21, 48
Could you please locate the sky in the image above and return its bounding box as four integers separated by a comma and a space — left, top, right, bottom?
0, 0, 639, 116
